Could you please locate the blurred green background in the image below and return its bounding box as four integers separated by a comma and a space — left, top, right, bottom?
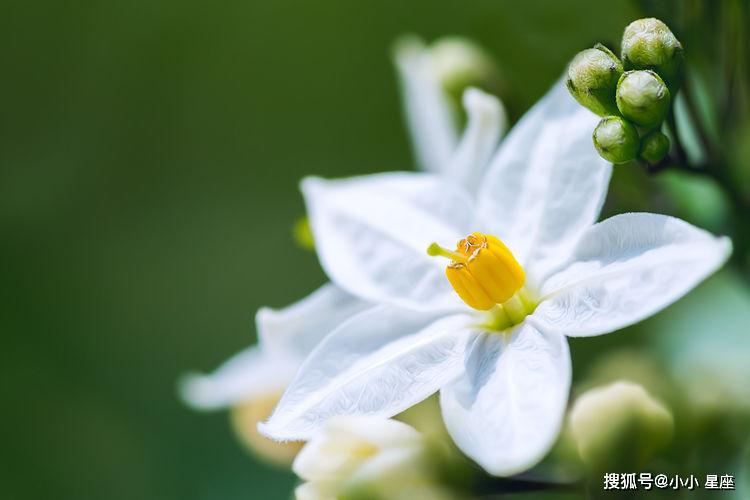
8, 1, 745, 499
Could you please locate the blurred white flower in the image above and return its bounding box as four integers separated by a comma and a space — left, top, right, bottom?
259, 80, 731, 476
179, 285, 368, 463
293, 417, 448, 500
394, 35, 507, 183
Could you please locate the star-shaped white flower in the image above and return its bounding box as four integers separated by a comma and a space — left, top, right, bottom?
180, 37, 506, 411
259, 80, 732, 475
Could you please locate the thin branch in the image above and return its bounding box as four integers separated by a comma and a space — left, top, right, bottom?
665, 107, 688, 166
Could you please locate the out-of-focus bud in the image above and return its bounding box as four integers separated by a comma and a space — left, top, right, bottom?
592, 116, 639, 164
293, 216, 315, 251
293, 417, 450, 500
430, 37, 505, 109
569, 381, 674, 473
230, 391, 303, 466
621, 18, 684, 89
640, 129, 670, 164
566, 44, 623, 116
616, 70, 670, 128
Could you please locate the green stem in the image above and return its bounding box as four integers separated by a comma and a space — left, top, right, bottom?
472, 475, 583, 496
681, 74, 719, 164
665, 107, 688, 166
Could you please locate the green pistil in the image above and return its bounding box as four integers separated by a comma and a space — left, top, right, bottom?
479, 287, 538, 332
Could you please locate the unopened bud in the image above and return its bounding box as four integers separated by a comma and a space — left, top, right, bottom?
430, 37, 504, 108
616, 70, 670, 128
640, 129, 670, 164
566, 44, 623, 116
569, 381, 674, 472
592, 116, 639, 164
622, 18, 684, 89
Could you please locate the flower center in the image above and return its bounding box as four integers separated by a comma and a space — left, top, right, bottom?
428, 232, 535, 330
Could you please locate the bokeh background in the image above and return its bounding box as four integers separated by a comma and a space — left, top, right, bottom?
3, 1, 747, 499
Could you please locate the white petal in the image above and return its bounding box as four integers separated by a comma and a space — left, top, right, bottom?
350, 444, 422, 481
295, 481, 335, 500
444, 88, 505, 194
321, 416, 420, 449
347, 445, 436, 499
259, 306, 477, 441
393, 36, 458, 174
440, 324, 571, 476
179, 284, 369, 410
293, 417, 420, 481
258, 282, 371, 359
532, 213, 732, 337
476, 79, 611, 281
179, 346, 297, 410
302, 172, 474, 311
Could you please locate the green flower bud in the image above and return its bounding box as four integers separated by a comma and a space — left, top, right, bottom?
621, 18, 684, 89
616, 70, 670, 128
566, 44, 623, 116
640, 129, 670, 164
592, 116, 639, 164
569, 381, 674, 473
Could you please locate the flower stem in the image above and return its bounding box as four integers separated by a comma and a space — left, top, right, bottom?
473, 475, 583, 496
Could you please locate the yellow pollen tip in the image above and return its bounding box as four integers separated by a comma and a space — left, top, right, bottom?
434, 232, 526, 311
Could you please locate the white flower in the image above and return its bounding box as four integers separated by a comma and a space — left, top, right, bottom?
293, 417, 445, 500
259, 79, 732, 476
180, 37, 506, 412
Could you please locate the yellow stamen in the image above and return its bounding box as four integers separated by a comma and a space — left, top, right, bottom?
428, 232, 526, 312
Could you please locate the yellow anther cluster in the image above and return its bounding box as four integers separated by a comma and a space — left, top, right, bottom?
430, 233, 525, 311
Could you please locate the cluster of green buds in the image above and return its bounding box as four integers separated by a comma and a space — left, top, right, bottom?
566, 18, 683, 165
